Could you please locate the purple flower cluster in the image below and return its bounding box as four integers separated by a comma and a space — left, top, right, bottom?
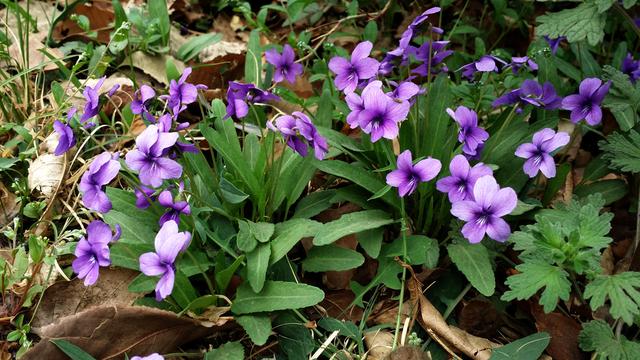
386, 150, 441, 197
80, 151, 121, 213
268, 111, 328, 160
515, 128, 569, 178
225, 81, 279, 119
493, 79, 562, 110
72, 220, 120, 285
446, 106, 489, 158
508, 56, 538, 74
266, 44, 304, 84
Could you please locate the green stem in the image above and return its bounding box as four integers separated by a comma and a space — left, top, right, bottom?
393, 197, 409, 350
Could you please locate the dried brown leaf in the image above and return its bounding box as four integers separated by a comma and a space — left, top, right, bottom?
364, 330, 393, 360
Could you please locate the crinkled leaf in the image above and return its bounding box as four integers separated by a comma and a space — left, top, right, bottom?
502, 262, 571, 313
584, 272, 640, 325
536, 2, 606, 46
600, 130, 640, 173
579, 320, 640, 360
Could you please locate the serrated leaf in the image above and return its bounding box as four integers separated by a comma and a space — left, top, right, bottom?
536, 2, 606, 46
313, 210, 395, 246
246, 243, 271, 293
231, 281, 324, 314
584, 272, 640, 325
490, 332, 551, 360
303, 245, 365, 272
579, 320, 640, 360
600, 130, 640, 173
502, 262, 571, 313
447, 242, 495, 296
236, 314, 271, 346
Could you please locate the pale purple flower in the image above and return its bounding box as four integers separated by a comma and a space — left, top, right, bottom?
72, 220, 120, 286
268, 111, 328, 160
386, 150, 441, 197
107, 84, 120, 97
412, 40, 452, 76
158, 190, 191, 226
493, 80, 561, 110
225, 82, 279, 119
131, 85, 156, 122
265, 44, 303, 84
167, 67, 206, 116
131, 354, 164, 360
135, 185, 156, 209
621, 53, 640, 83
397, 7, 441, 51
387, 80, 421, 103
509, 56, 538, 73
436, 155, 493, 203
451, 175, 517, 243
460, 55, 507, 80
515, 128, 570, 178
79, 151, 121, 213
80, 77, 105, 125
328, 41, 380, 93
345, 92, 364, 128
544, 36, 564, 55
561, 78, 611, 126
125, 125, 182, 188
446, 106, 489, 157
139, 220, 191, 301
53, 119, 75, 156
357, 81, 410, 142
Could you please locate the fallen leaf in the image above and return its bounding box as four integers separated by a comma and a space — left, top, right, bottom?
190, 53, 245, 90
318, 290, 364, 322
387, 346, 430, 360
53, 2, 114, 44
28, 154, 64, 198
458, 299, 502, 338
363, 330, 393, 360
199, 40, 246, 63
7, 32, 64, 72
0, 182, 20, 227
128, 52, 186, 85
24, 305, 228, 360
531, 305, 584, 360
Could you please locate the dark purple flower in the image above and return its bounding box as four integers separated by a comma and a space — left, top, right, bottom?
544, 36, 565, 55
328, 41, 380, 94
139, 220, 191, 301
158, 190, 191, 226
72, 220, 120, 286
79, 151, 121, 213
357, 81, 410, 142
265, 44, 304, 84
125, 125, 182, 188
268, 111, 329, 160
446, 106, 489, 157
131, 85, 156, 121
398, 7, 441, 51
509, 56, 538, 73
167, 67, 206, 116
621, 53, 640, 83
460, 55, 506, 80
436, 155, 493, 203
225, 82, 279, 119
53, 119, 75, 156
135, 185, 156, 209
561, 78, 610, 126
80, 77, 106, 126
451, 175, 517, 243
412, 40, 452, 76
386, 150, 441, 197
493, 80, 561, 110
515, 128, 569, 178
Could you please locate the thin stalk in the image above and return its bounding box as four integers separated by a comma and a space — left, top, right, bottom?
392, 197, 409, 350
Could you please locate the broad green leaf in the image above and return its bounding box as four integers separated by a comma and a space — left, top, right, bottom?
447, 242, 495, 296
0, 157, 18, 170
219, 177, 249, 205
148, 0, 170, 45
274, 312, 315, 360
231, 281, 324, 314
293, 190, 337, 219
247, 243, 271, 293
574, 179, 627, 205
177, 295, 219, 316
502, 262, 571, 313
382, 235, 439, 268
108, 22, 129, 54
356, 228, 383, 258
215, 255, 245, 292
318, 318, 362, 348
579, 320, 640, 360
270, 219, 322, 265
303, 245, 365, 272
50, 340, 96, 360
536, 2, 606, 46
490, 332, 551, 360
237, 220, 257, 253
363, 21, 378, 43
249, 221, 275, 243
177, 33, 222, 62
171, 271, 199, 309
128, 273, 156, 293
245, 30, 262, 86
204, 341, 244, 360
236, 314, 272, 346
584, 272, 640, 325
313, 210, 395, 246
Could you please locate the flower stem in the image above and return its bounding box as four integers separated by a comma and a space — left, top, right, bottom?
393, 197, 409, 350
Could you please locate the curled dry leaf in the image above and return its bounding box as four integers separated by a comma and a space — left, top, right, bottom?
129, 52, 186, 85
199, 41, 246, 63
0, 182, 19, 227
24, 305, 227, 360
531, 305, 584, 360
363, 330, 393, 360
28, 153, 64, 198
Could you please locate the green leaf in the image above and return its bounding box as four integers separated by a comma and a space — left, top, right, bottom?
270, 219, 322, 265
293, 190, 337, 219
245, 30, 262, 86
536, 2, 606, 46
215, 255, 245, 292
274, 312, 315, 360
303, 245, 365, 272
313, 210, 395, 246
574, 179, 627, 205
128, 274, 157, 293
382, 235, 439, 268
147, 0, 170, 45
108, 22, 130, 54
490, 332, 551, 360
579, 320, 640, 360
249, 222, 275, 243
502, 262, 571, 313
363, 21, 378, 43
231, 281, 324, 314
204, 341, 244, 360
23, 201, 46, 219
600, 130, 640, 173
0, 157, 18, 170
236, 314, 271, 346
247, 243, 271, 293
177, 33, 222, 62
236, 220, 257, 253
584, 272, 640, 325
171, 272, 199, 309
447, 242, 495, 296
357, 228, 384, 259
50, 340, 96, 360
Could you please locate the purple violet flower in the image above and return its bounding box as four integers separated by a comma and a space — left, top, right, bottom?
167, 67, 207, 116
622, 53, 640, 83
72, 220, 120, 286
493, 80, 562, 110
135, 185, 156, 209
53, 116, 76, 156
125, 125, 182, 188
158, 190, 191, 226
387, 80, 421, 103
561, 78, 611, 126
225, 82, 279, 119
80, 77, 106, 126
265, 44, 304, 84
446, 106, 489, 157
345, 92, 364, 128
268, 111, 329, 160
131, 354, 164, 360
436, 155, 493, 203
544, 36, 565, 55
79, 151, 121, 213
515, 128, 570, 178
131, 85, 156, 122
386, 150, 441, 197
357, 80, 410, 142
509, 56, 538, 73
450, 175, 517, 243
397, 7, 441, 51
139, 220, 191, 301
412, 41, 452, 76
328, 41, 380, 94
460, 55, 507, 80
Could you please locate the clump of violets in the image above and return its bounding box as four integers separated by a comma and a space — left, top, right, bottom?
53, 108, 77, 156
329, 41, 380, 94
436, 155, 493, 203
139, 220, 191, 301
493, 79, 562, 110
72, 220, 120, 286
225, 81, 279, 119
451, 175, 517, 243
158, 190, 191, 226
166, 67, 207, 117
354, 81, 410, 142
460, 55, 506, 80
125, 125, 182, 188
386, 150, 441, 197
446, 106, 489, 157
515, 128, 570, 178
265, 44, 304, 84
268, 111, 329, 160
80, 151, 121, 213
621, 53, 640, 83
131, 84, 156, 122
561, 78, 610, 126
